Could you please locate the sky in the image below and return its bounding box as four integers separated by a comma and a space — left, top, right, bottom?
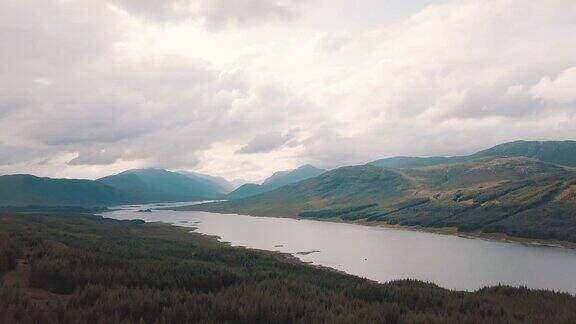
1, 0, 575, 182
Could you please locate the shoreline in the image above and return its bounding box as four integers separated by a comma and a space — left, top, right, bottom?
353, 220, 576, 250
307, 217, 576, 250
100, 209, 576, 295
150, 222, 355, 278
145, 216, 575, 295
168, 206, 576, 250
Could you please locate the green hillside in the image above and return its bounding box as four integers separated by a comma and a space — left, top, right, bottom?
226, 183, 265, 200
184, 165, 412, 216
0, 175, 130, 207
226, 165, 326, 200
0, 168, 225, 208
185, 156, 576, 243
98, 168, 224, 202
472, 140, 576, 166
369, 156, 466, 169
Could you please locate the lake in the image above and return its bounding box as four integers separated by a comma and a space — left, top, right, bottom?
103, 203, 576, 294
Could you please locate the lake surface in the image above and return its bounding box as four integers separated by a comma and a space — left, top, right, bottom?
103, 203, 576, 294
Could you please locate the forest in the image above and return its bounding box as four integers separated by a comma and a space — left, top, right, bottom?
2, 213, 576, 323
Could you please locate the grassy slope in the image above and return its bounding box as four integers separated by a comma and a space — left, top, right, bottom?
193, 165, 411, 217
2, 213, 576, 323
186, 157, 576, 242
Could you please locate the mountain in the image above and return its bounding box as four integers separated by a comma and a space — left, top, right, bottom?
178, 171, 234, 194
226, 184, 265, 200
0, 175, 131, 207
4, 140, 576, 242
195, 165, 409, 216
98, 168, 224, 203
472, 140, 576, 166
186, 157, 563, 217
230, 178, 249, 189
0, 168, 226, 208
263, 165, 328, 187
226, 165, 327, 200
370, 140, 576, 169
183, 154, 576, 243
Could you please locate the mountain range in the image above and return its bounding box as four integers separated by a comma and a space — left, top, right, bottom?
2, 140, 576, 243
0, 165, 325, 208
98, 168, 225, 203
0, 174, 131, 207
177, 171, 241, 194
0, 168, 228, 207
180, 141, 576, 243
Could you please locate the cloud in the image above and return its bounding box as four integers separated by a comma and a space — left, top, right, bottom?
199, 0, 303, 32
236, 130, 296, 154
0, 0, 117, 70
0, 145, 43, 166
531, 67, 576, 104
1, 0, 576, 181
111, 0, 306, 31
109, 0, 193, 21
0, 0, 311, 179
67, 148, 123, 166
317, 32, 353, 52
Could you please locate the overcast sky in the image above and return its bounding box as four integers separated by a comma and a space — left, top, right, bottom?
1, 0, 575, 181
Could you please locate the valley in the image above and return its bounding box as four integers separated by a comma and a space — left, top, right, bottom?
177, 141, 576, 244
4, 2, 576, 321
2, 140, 576, 322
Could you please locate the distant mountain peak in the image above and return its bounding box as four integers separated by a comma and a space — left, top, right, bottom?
227, 164, 327, 200
295, 164, 325, 171
98, 168, 224, 203
263, 165, 326, 185
178, 170, 236, 194
120, 168, 168, 174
